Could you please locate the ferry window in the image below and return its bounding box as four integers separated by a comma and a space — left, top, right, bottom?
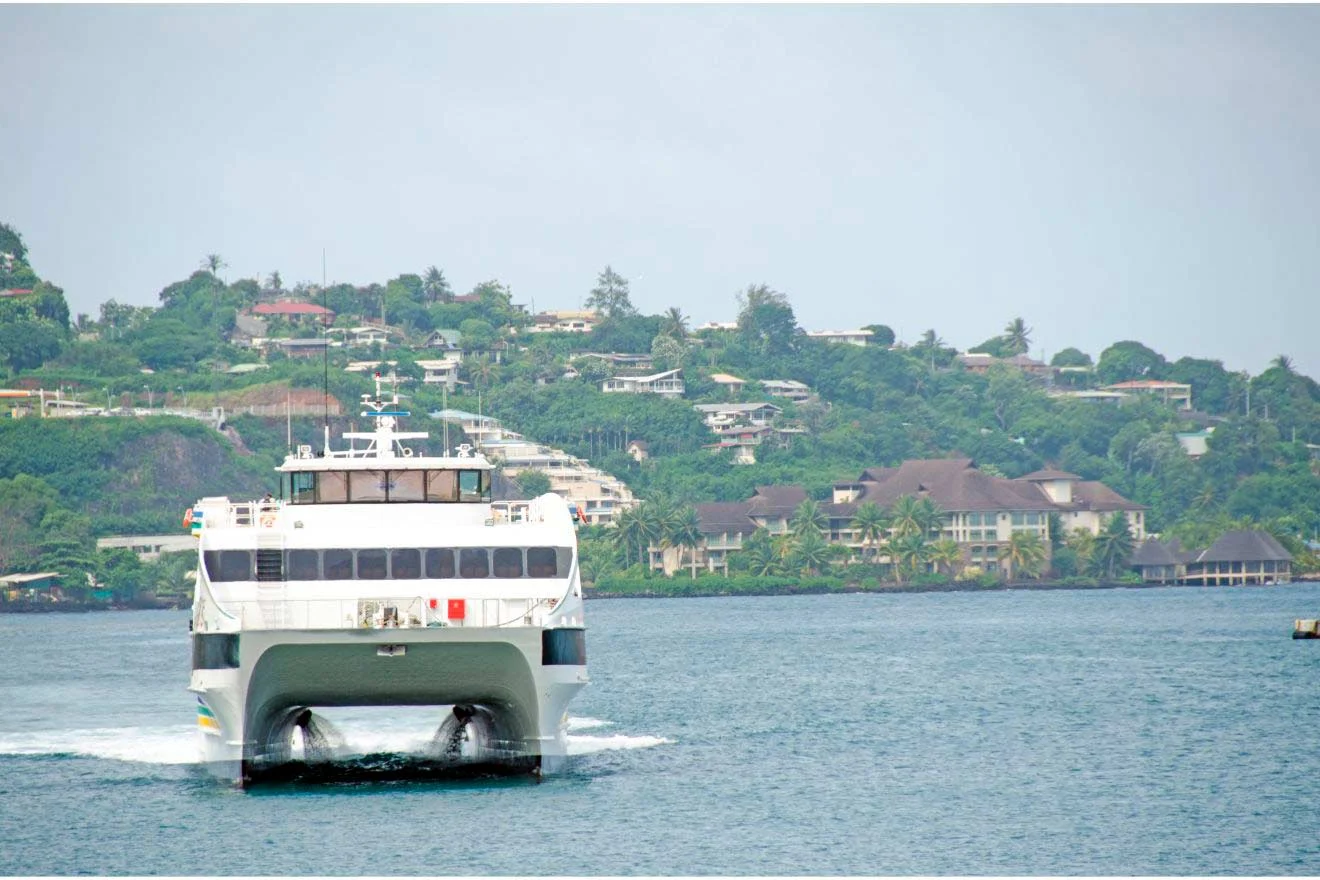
392, 471, 425, 502
391, 548, 421, 579
458, 470, 489, 503
459, 548, 489, 578
324, 549, 353, 580
426, 548, 455, 578
357, 548, 388, 579
527, 547, 558, 578
493, 548, 523, 578
427, 470, 458, 502
290, 472, 316, 504
204, 550, 253, 582
318, 472, 348, 503
350, 470, 389, 503
288, 549, 320, 580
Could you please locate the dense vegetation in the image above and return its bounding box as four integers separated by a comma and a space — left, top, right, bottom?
2, 221, 1318, 600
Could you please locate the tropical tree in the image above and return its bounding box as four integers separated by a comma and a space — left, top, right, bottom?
659, 306, 689, 341
888, 495, 934, 539
998, 530, 1048, 581
584, 266, 636, 318
201, 254, 227, 278
851, 501, 888, 562
670, 505, 704, 578
928, 538, 962, 577
884, 533, 929, 584
790, 498, 827, 539
1089, 513, 1135, 579
423, 266, 453, 304
736, 283, 798, 355
266, 270, 283, 292
1272, 354, 1294, 375
1064, 528, 1097, 573
612, 505, 648, 568
792, 528, 833, 576
1003, 317, 1032, 355
744, 529, 781, 576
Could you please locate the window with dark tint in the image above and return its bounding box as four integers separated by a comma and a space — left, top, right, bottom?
527, 547, 559, 578
458, 470, 490, 502
459, 548, 489, 578
357, 548, 387, 579
287, 549, 319, 580
193, 634, 239, 669
425, 548, 455, 578
290, 472, 316, 504
493, 548, 523, 578
391, 548, 421, 579
324, 548, 353, 580
204, 550, 253, 582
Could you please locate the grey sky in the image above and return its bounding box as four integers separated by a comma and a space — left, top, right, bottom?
3, 4, 1318, 378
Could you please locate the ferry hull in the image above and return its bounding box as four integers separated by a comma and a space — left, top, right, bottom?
191, 626, 587, 786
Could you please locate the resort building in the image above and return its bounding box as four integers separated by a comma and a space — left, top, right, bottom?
1132, 530, 1293, 585
677, 458, 1146, 577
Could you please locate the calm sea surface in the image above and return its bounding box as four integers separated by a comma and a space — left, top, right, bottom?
3, 586, 1320, 875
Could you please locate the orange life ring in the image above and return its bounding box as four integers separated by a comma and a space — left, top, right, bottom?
259, 512, 276, 528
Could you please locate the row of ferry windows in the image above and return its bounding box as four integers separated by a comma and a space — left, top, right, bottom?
280, 470, 492, 504
203, 547, 571, 582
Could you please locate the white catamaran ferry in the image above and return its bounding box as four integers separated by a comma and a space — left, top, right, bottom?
186, 378, 588, 785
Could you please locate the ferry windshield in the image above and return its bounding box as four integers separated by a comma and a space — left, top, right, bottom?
281, 469, 491, 504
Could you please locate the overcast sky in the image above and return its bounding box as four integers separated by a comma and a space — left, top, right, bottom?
3, 4, 1318, 378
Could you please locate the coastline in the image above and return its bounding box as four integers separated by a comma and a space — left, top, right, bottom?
3, 578, 1315, 612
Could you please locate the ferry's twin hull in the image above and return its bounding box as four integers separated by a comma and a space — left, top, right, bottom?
191, 624, 588, 784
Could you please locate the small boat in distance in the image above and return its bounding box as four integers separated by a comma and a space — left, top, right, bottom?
186, 375, 588, 785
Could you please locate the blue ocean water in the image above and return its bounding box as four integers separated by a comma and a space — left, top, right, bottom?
3, 586, 1320, 875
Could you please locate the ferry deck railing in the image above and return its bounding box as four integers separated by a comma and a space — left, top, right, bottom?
226, 594, 577, 631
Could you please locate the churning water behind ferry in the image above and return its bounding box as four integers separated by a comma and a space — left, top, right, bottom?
3, 586, 1320, 875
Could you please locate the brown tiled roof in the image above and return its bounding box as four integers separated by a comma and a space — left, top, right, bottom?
694, 502, 756, 536
747, 485, 808, 518
1068, 481, 1146, 512
1131, 538, 1181, 567
1019, 469, 1081, 482
1195, 530, 1292, 563
851, 458, 1054, 513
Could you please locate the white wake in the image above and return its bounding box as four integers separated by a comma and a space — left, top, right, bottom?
0, 716, 669, 765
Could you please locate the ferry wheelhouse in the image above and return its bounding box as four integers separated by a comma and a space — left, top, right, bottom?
187, 379, 588, 784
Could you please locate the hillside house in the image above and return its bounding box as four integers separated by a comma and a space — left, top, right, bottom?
761, 379, 812, 401
806, 329, 873, 346
602, 368, 684, 397
1103, 380, 1193, 410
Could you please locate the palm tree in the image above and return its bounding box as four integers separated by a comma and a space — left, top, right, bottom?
1003, 317, 1032, 355
266, 270, 283, 292
999, 531, 1048, 581
613, 506, 648, 568
659, 306, 689, 341
790, 499, 827, 539
1089, 513, 1135, 579
670, 506, 704, 578
915, 497, 944, 538
884, 533, 929, 584
201, 254, 227, 278
744, 530, 781, 576
1065, 528, 1097, 573
1272, 354, 1295, 374
792, 529, 833, 576
423, 266, 453, 304
888, 495, 924, 538
928, 538, 962, 577
851, 501, 889, 563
